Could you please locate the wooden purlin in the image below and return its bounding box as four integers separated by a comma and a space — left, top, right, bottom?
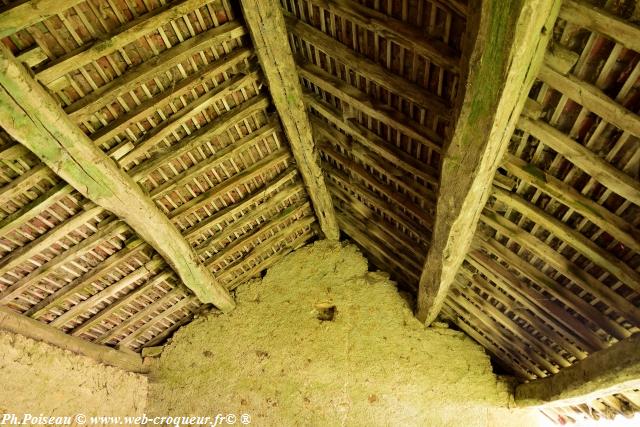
0, 0, 318, 352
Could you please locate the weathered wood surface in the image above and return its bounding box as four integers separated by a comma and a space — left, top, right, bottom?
240, 0, 339, 240
516, 334, 640, 407
415, 0, 562, 325
0, 0, 84, 38
0, 44, 235, 312
0, 306, 147, 373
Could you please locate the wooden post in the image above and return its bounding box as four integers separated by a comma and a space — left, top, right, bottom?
516, 334, 640, 407
0, 307, 147, 373
0, 44, 235, 313
239, 0, 340, 240
415, 0, 562, 325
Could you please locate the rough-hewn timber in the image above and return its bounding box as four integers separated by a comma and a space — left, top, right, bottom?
0, 44, 235, 312
239, 0, 340, 240
0, 307, 147, 373
415, 0, 562, 325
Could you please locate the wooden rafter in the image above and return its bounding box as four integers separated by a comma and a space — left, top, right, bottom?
0, 44, 235, 312
415, 0, 562, 325
239, 0, 339, 240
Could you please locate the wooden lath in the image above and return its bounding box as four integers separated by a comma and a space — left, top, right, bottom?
0, 0, 320, 354
441, 0, 640, 422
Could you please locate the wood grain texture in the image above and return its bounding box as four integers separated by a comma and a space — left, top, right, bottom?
415, 0, 562, 325
240, 0, 339, 240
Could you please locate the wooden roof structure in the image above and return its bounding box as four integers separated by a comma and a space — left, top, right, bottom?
0, 0, 638, 424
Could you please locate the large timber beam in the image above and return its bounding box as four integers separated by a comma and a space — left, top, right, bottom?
0, 44, 235, 313
0, 307, 147, 373
516, 334, 640, 407
415, 0, 562, 325
239, 0, 340, 240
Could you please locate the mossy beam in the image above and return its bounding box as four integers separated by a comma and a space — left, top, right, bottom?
0, 44, 235, 313
415, 0, 562, 325
239, 0, 340, 240
516, 334, 640, 407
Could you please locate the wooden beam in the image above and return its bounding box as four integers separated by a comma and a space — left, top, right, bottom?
35, 0, 231, 86
26, 239, 149, 319
559, 0, 640, 53
325, 167, 431, 246
467, 249, 603, 359
314, 117, 435, 204
0, 306, 147, 373
0, 164, 55, 206
0, 44, 235, 312
305, 93, 439, 185
544, 45, 579, 76
502, 153, 640, 253
0, 219, 128, 304
0, 183, 74, 237
96, 287, 186, 345
475, 236, 620, 345
301, 0, 460, 72
492, 186, 640, 291
184, 166, 299, 243
320, 144, 433, 227
117, 70, 260, 165
128, 95, 271, 180
415, 0, 562, 325
90, 51, 254, 149
285, 12, 450, 115
222, 229, 315, 290
518, 116, 640, 206
49, 257, 165, 328
65, 22, 247, 122
538, 64, 640, 139
466, 249, 594, 355
297, 60, 443, 150
70, 270, 175, 337
195, 184, 306, 256
239, 0, 339, 240
516, 334, 640, 407
442, 305, 535, 380
0, 0, 84, 38
480, 210, 640, 327
0, 205, 103, 278
167, 148, 291, 221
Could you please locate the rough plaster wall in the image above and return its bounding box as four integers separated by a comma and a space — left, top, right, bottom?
0, 331, 147, 420
148, 240, 540, 427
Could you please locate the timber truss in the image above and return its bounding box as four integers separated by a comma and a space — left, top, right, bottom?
0, 0, 639, 423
